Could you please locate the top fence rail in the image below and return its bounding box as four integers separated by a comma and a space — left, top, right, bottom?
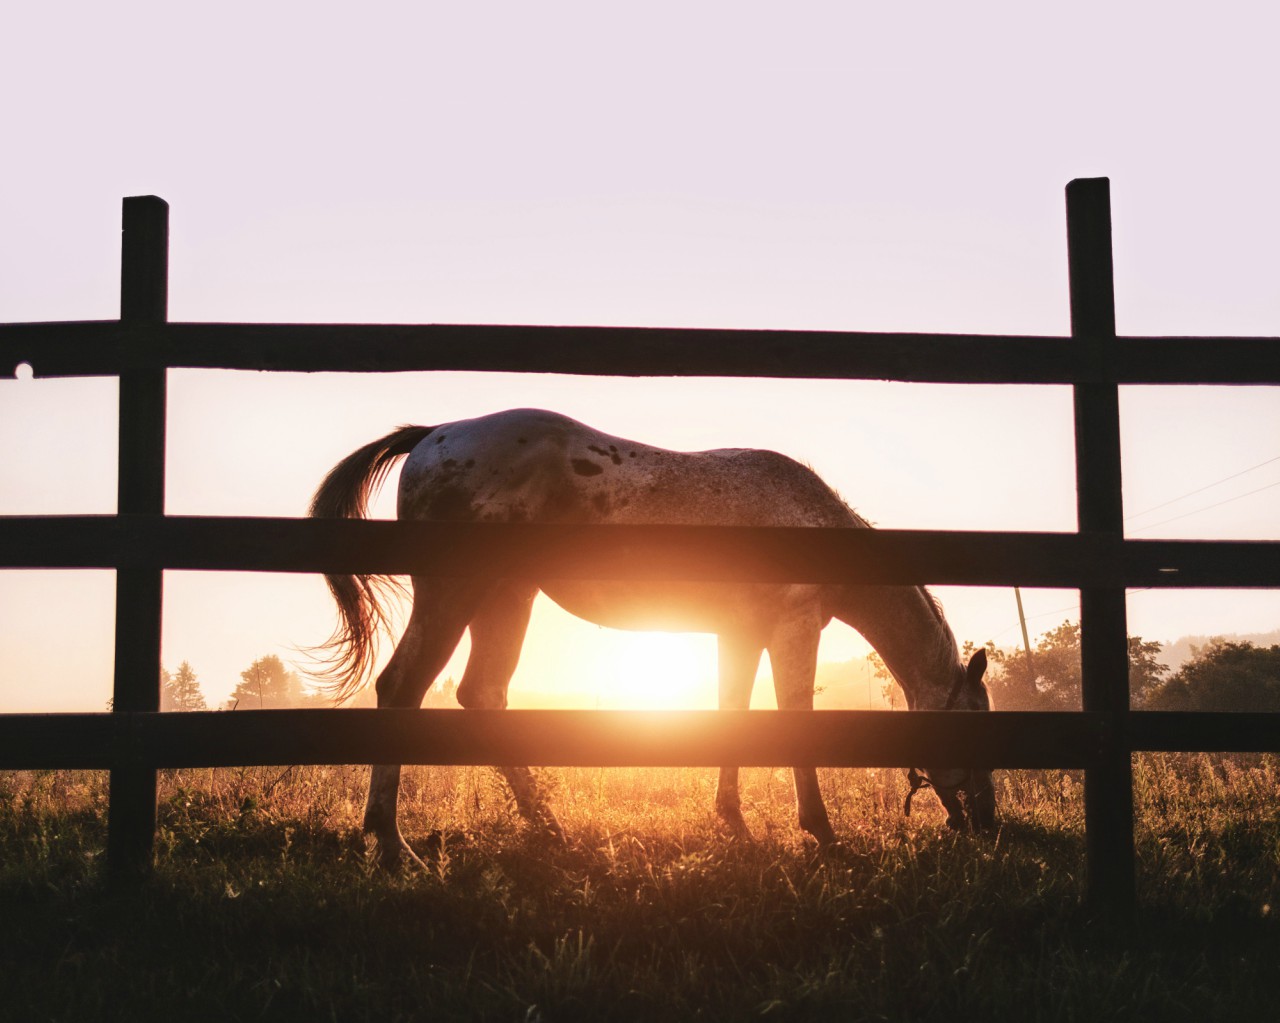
3, 320, 1280, 384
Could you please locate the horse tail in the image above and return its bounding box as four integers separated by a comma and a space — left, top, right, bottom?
307, 424, 435, 701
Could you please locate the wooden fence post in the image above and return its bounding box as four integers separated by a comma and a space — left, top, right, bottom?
108, 195, 168, 881
1066, 177, 1136, 911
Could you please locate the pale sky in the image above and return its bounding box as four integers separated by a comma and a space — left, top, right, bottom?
2, 2, 1278, 712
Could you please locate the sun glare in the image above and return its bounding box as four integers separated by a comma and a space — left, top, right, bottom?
585, 631, 718, 710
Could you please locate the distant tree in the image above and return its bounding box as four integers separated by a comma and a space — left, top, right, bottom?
983, 622, 1166, 710
161, 660, 207, 711
869, 622, 1165, 712
867, 652, 906, 709
1145, 641, 1280, 712
423, 676, 459, 709
228, 654, 305, 709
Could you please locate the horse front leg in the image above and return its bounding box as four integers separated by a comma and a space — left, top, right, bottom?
365, 763, 418, 869
768, 612, 837, 848
715, 632, 764, 839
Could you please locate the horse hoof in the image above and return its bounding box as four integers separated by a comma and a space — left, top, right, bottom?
715, 809, 754, 843
538, 823, 568, 846
367, 831, 427, 873
805, 825, 838, 849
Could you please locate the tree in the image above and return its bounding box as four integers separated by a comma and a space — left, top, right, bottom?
979, 622, 1166, 711
423, 676, 459, 709
161, 660, 207, 711
867, 652, 906, 709
228, 654, 305, 709
1145, 640, 1280, 712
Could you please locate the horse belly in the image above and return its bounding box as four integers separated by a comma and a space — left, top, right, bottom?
541, 579, 794, 635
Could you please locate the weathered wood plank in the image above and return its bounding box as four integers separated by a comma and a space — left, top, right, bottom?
3, 709, 1277, 772
109, 195, 168, 883
4, 320, 1279, 384
4, 516, 1280, 587
1068, 176, 1135, 912
1127, 712, 1280, 753
0, 709, 1104, 770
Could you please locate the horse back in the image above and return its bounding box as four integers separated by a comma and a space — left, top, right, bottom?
397, 408, 861, 530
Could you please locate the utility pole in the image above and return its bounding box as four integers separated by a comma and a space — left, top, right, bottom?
1014, 587, 1035, 674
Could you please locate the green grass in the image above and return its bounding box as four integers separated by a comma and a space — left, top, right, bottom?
2, 758, 1278, 1021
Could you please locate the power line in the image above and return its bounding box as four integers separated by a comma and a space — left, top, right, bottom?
1128, 478, 1280, 534
983, 588, 1157, 647
1126, 454, 1280, 521
985, 598, 1080, 644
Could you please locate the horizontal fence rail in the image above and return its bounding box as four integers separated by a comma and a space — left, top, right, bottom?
4, 321, 1280, 384
1, 179, 1278, 910
3, 516, 1280, 589
0, 710, 1110, 771
2, 710, 1276, 774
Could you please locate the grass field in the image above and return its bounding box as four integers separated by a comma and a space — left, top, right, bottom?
3, 756, 1278, 1021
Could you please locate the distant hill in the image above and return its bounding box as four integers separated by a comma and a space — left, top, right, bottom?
1157, 630, 1280, 672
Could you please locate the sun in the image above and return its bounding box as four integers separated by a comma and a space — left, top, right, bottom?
586, 631, 718, 710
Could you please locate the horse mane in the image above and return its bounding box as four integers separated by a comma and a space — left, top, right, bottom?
921, 586, 948, 626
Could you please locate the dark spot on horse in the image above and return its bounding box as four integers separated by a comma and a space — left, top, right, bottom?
629, 451, 636, 458
465, 459, 475, 468
571, 459, 604, 477
435, 435, 446, 444
427, 485, 473, 521
587, 445, 610, 457
442, 459, 458, 469
591, 493, 611, 514
601, 447, 622, 465
518, 437, 527, 445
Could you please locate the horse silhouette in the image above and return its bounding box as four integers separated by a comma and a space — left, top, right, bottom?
311, 408, 994, 867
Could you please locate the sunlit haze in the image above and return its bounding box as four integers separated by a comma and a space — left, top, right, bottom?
2, 2, 1278, 712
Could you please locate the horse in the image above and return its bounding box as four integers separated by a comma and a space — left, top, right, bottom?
310, 407, 996, 868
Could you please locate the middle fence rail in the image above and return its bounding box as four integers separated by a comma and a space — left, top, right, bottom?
1, 178, 1279, 908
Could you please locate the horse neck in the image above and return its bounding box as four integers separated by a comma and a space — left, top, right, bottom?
832, 585, 960, 709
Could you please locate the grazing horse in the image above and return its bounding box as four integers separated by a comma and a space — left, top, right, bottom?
311, 408, 995, 867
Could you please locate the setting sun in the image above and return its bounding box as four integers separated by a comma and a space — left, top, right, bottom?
581, 630, 718, 710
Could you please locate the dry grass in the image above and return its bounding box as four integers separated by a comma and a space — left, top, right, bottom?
2, 756, 1278, 1021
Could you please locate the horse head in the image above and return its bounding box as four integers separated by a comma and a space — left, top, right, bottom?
909, 648, 998, 832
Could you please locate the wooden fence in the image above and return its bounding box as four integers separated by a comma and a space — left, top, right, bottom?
2, 178, 1278, 909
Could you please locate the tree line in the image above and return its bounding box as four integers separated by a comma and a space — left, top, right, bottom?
159, 656, 460, 711
872, 621, 1280, 713
162, 628, 1280, 714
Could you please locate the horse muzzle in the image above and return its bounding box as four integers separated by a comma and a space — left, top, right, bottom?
917, 768, 997, 833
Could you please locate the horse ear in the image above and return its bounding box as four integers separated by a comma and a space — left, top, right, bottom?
966, 648, 988, 686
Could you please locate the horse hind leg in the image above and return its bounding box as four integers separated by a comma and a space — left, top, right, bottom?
715, 632, 764, 839
453, 582, 564, 841
768, 613, 837, 848
364, 580, 483, 870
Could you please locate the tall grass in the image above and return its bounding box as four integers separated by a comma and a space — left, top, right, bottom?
2, 757, 1277, 1021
